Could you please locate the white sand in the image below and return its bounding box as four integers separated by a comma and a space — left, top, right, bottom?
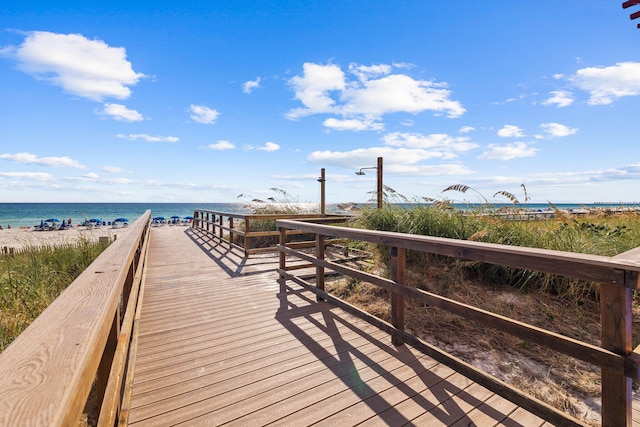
0, 226, 134, 251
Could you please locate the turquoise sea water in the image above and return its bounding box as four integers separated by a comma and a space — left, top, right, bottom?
0, 202, 638, 229
0, 203, 247, 229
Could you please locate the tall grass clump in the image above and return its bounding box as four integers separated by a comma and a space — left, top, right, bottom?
236, 188, 312, 248
0, 237, 112, 352
349, 204, 640, 300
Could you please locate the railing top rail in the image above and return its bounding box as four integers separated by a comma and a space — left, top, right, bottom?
0, 210, 151, 426
194, 209, 347, 221
194, 210, 247, 219
276, 219, 640, 288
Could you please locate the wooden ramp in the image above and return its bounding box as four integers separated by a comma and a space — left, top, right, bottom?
127, 226, 552, 426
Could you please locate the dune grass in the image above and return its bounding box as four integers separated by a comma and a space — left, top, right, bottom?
348, 204, 640, 299
0, 237, 112, 352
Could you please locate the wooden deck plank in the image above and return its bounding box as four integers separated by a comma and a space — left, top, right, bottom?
497, 406, 547, 427
135, 342, 418, 425
127, 226, 601, 426
131, 323, 392, 401
449, 387, 518, 426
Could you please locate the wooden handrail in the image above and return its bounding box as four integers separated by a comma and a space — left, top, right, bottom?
276, 220, 640, 286
98, 214, 151, 426
276, 219, 640, 427
0, 211, 151, 426
192, 209, 350, 256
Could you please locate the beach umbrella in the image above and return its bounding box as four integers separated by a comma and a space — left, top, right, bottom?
45, 218, 61, 222
89, 218, 102, 222
171, 215, 180, 219
114, 217, 129, 222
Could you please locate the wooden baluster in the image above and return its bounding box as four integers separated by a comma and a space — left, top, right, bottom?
316, 234, 325, 301
390, 246, 406, 346
244, 218, 250, 256
278, 226, 287, 293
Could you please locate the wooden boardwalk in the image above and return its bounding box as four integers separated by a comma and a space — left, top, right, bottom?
126, 226, 555, 426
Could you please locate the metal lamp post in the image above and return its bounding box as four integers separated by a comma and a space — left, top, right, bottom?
355, 157, 383, 209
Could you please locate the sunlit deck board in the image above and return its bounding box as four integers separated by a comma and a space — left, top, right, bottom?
126, 226, 574, 426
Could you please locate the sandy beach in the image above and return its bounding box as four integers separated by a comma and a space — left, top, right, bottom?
0, 226, 134, 252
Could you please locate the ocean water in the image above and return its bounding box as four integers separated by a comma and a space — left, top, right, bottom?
0, 203, 248, 229
0, 201, 637, 229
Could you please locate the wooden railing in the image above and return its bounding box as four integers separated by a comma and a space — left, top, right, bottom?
192, 209, 349, 256
0, 210, 151, 426
276, 219, 640, 427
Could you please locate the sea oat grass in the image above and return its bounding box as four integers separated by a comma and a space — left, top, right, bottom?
349, 206, 640, 300
0, 237, 111, 352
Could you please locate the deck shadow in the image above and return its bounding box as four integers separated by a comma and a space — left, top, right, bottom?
272, 287, 515, 425
183, 228, 251, 277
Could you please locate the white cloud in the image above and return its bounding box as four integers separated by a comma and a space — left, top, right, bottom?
258, 142, 280, 152
478, 142, 537, 160
343, 74, 465, 118
0, 152, 85, 169
323, 117, 384, 131
383, 132, 478, 157
541, 90, 573, 108
0, 171, 53, 181
348, 63, 392, 81
208, 140, 235, 150
459, 126, 475, 134
304, 132, 479, 173
287, 62, 465, 124
190, 104, 220, 124
569, 62, 640, 105
102, 165, 125, 173
287, 62, 346, 118
245, 142, 281, 152
2, 31, 145, 101
102, 103, 144, 121
308, 145, 457, 169
497, 125, 524, 138
540, 122, 578, 137
243, 77, 261, 94
385, 163, 473, 176
106, 177, 134, 185
117, 133, 179, 142
476, 163, 640, 189
307, 146, 474, 176
80, 172, 99, 180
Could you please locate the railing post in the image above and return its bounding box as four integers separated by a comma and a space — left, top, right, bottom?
219, 215, 223, 239
600, 280, 633, 427
244, 217, 251, 257
316, 233, 325, 301
206, 212, 210, 233
390, 246, 406, 346
278, 226, 287, 293
229, 217, 234, 244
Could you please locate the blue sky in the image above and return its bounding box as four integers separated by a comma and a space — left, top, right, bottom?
1, 1, 639, 205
